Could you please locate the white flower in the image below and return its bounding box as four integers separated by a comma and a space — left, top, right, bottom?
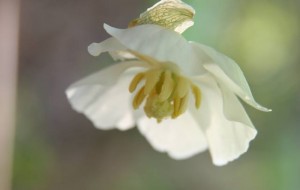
66, 23, 271, 166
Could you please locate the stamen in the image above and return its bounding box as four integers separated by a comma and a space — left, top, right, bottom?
129, 72, 145, 92
172, 97, 181, 118
173, 77, 190, 98
144, 90, 156, 118
132, 87, 146, 109
144, 69, 162, 95
158, 71, 174, 101
177, 93, 189, 116
191, 84, 201, 108
129, 59, 202, 122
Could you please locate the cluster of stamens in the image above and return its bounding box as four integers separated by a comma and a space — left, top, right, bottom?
129, 56, 201, 123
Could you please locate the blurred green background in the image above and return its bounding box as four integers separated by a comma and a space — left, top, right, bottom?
14, 0, 300, 189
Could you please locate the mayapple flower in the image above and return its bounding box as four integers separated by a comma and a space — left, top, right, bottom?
66, 0, 271, 166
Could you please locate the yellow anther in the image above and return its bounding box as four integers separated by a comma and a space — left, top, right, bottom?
172, 97, 181, 118
173, 77, 190, 98
144, 69, 162, 95
191, 84, 201, 108
128, 56, 202, 122
177, 93, 189, 116
129, 72, 145, 92
158, 71, 174, 101
132, 87, 146, 109
143, 91, 156, 118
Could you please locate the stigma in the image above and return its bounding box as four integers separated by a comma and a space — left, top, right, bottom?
129, 58, 201, 123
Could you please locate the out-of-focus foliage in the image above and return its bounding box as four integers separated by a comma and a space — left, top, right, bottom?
13, 0, 300, 190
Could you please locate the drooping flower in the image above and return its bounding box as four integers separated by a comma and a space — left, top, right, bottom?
66, 0, 270, 166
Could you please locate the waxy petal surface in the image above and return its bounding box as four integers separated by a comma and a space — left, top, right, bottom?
190, 75, 257, 166
191, 42, 271, 112
137, 112, 208, 160
66, 62, 145, 130
104, 24, 206, 75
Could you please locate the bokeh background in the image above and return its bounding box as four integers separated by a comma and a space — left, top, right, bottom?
11, 0, 300, 189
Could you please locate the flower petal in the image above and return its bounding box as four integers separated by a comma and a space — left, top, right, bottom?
220, 85, 254, 127
191, 42, 271, 112
87, 37, 127, 57
137, 112, 208, 160
66, 61, 145, 130
88, 37, 136, 61
191, 75, 257, 166
104, 24, 206, 75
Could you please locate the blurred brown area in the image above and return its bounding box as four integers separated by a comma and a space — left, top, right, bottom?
0, 0, 19, 189
16, 0, 151, 189
13, 0, 300, 190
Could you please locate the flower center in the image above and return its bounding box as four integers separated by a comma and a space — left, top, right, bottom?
129, 59, 201, 123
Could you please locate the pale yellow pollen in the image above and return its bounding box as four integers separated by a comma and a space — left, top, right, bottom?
129, 60, 202, 123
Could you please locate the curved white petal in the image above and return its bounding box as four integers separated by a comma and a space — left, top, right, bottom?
220, 85, 254, 127
66, 61, 145, 130
88, 37, 136, 61
104, 24, 206, 75
88, 37, 127, 56
137, 113, 208, 160
191, 42, 271, 112
191, 75, 257, 166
